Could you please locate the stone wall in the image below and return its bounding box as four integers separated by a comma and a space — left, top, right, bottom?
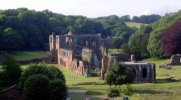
170, 54, 181, 65
107, 54, 156, 83
122, 62, 156, 83
111, 53, 130, 61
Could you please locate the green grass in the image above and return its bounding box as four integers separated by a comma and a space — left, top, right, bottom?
3, 51, 181, 100
10, 51, 47, 61
108, 49, 123, 54
59, 67, 105, 86
59, 58, 181, 100
125, 22, 148, 28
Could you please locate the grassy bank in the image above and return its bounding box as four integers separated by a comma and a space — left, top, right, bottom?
59, 58, 181, 100
10, 51, 47, 61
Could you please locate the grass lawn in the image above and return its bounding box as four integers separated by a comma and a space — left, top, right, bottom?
125, 22, 148, 28
59, 58, 181, 100
3, 51, 181, 100
10, 51, 47, 61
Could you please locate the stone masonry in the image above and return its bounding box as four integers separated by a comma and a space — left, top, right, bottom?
49, 31, 156, 83
49, 31, 106, 76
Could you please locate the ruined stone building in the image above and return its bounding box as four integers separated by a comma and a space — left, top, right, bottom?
49, 31, 107, 76
49, 31, 156, 83
110, 54, 156, 83
122, 62, 156, 83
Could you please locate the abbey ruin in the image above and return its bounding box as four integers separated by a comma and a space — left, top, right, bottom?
49, 31, 156, 83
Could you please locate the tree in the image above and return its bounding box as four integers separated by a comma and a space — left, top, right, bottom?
105, 63, 134, 87
1, 27, 23, 51
128, 25, 152, 59
111, 38, 123, 51
23, 74, 50, 100
0, 55, 22, 86
147, 10, 181, 58
161, 20, 181, 56
19, 63, 65, 90
48, 79, 67, 100
105, 63, 134, 98
132, 14, 161, 24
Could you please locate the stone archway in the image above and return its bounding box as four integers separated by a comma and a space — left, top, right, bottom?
142, 68, 147, 78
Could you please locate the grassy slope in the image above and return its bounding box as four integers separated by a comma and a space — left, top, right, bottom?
59, 58, 181, 100
4, 51, 181, 100
125, 22, 148, 28
10, 51, 47, 61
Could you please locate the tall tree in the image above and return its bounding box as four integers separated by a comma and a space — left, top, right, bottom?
161, 20, 181, 56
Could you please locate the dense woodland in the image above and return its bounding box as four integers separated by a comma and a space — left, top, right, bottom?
2, 8, 181, 59
0, 8, 160, 52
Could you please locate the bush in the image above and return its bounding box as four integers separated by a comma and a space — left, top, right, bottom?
23, 74, 49, 100
124, 84, 134, 96
19, 63, 65, 90
105, 63, 134, 86
107, 87, 120, 98
49, 79, 67, 100
0, 55, 21, 86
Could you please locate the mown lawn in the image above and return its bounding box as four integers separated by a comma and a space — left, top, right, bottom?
10, 51, 47, 61
125, 22, 148, 28
59, 58, 181, 100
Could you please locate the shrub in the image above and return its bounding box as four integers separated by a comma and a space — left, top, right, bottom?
48, 79, 67, 100
107, 87, 120, 98
19, 63, 65, 90
23, 74, 49, 100
0, 55, 21, 86
105, 63, 134, 87
124, 84, 134, 96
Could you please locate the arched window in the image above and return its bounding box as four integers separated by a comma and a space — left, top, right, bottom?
142, 68, 147, 78
131, 68, 136, 79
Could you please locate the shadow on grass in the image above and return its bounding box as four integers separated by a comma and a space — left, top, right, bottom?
75, 82, 106, 85
156, 78, 178, 84
133, 88, 172, 94
85, 90, 105, 95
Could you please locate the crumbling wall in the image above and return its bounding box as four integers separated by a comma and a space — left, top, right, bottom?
170, 54, 181, 65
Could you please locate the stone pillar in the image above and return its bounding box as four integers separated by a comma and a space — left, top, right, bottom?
131, 54, 136, 62
101, 55, 109, 79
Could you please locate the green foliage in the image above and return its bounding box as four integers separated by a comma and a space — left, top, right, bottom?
111, 38, 123, 51
23, 74, 50, 100
107, 87, 120, 98
132, 14, 161, 24
105, 63, 134, 86
121, 43, 130, 53
0, 55, 21, 86
0, 9, 136, 51
128, 25, 152, 59
19, 63, 65, 90
148, 11, 181, 58
20, 64, 67, 100
147, 28, 165, 58
49, 79, 67, 100
124, 84, 134, 96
